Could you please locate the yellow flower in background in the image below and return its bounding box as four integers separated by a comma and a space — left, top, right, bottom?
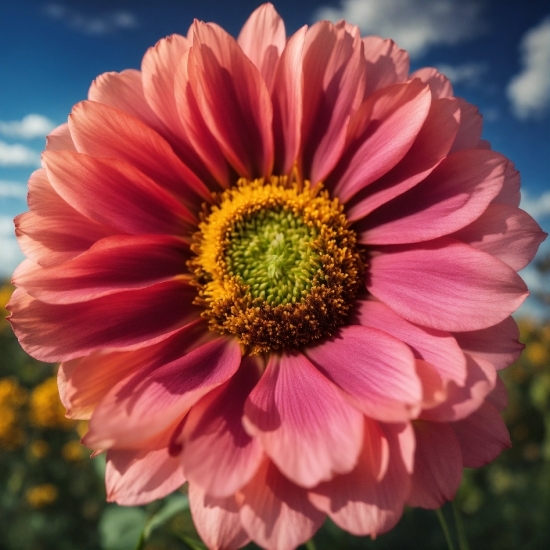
0, 283, 14, 332
26, 484, 58, 508
76, 420, 89, 438
29, 439, 50, 459
525, 341, 548, 368
0, 408, 25, 450
0, 378, 28, 450
0, 377, 27, 406
28, 377, 74, 430
62, 439, 84, 462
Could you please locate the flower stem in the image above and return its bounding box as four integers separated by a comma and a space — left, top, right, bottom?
305, 539, 318, 550
452, 500, 470, 550
134, 534, 145, 550
435, 507, 456, 550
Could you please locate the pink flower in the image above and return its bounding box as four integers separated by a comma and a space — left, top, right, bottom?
8, 4, 547, 549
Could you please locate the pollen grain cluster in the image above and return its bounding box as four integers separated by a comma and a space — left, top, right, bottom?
190, 176, 363, 353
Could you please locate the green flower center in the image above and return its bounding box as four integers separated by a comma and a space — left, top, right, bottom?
226, 208, 321, 306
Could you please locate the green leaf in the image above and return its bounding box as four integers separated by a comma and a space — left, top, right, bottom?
142, 493, 190, 540
174, 533, 207, 550
99, 505, 147, 550
92, 452, 107, 478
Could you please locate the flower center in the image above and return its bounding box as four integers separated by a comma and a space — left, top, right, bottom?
190, 176, 363, 353
226, 208, 320, 306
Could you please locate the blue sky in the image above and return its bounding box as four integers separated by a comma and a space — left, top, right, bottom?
1, 0, 549, 314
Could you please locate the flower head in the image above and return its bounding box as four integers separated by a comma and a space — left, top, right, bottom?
8, 4, 547, 549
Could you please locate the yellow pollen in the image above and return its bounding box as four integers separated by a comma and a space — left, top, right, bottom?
190, 176, 363, 353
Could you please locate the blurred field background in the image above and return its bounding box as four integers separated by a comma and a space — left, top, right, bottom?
1, 258, 549, 550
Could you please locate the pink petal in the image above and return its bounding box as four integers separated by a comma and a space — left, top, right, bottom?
414, 360, 447, 409
106, 445, 186, 506
487, 376, 508, 411
300, 21, 366, 183
358, 149, 507, 244
43, 150, 196, 235
346, 96, 460, 221
494, 161, 521, 207
237, 3, 286, 93
140, 34, 190, 136
453, 317, 524, 371
68, 101, 211, 207
335, 20, 362, 38
452, 203, 547, 271
421, 354, 496, 422
368, 239, 528, 331
410, 67, 453, 98
478, 139, 491, 149
181, 358, 264, 497
362, 37, 410, 96
449, 98, 482, 153
305, 325, 422, 422
406, 421, 462, 509
15, 211, 111, 270
392, 420, 416, 474
13, 234, 189, 303
84, 337, 241, 449
7, 281, 199, 362
188, 21, 274, 178
189, 484, 250, 550
88, 69, 162, 131
271, 26, 307, 175
239, 459, 325, 550
26, 168, 67, 216
243, 352, 364, 488
45, 123, 76, 151
16, 169, 113, 267
353, 300, 466, 385
309, 422, 412, 537
330, 80, 431, 202
174, 49, 235, 188
141, 37, 226, 188
355, 418, 390, 482
451, 401, 511, 467
57, 321, 207, 420
57, 355, 113, 420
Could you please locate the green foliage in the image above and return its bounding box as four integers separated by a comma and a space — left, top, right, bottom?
1, 279, 549, 550
100, 506, 147, 550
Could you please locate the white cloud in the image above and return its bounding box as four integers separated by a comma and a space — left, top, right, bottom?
0, 180, 27, 199
44, 3, 138, 35
507, 16, 550, 120
0, 141, 41, 167
312, 0, 486, 57
0, 216, 23, 279
435, 62, 488, 87
0, 114, 56, 140
520, 189, 550, 221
